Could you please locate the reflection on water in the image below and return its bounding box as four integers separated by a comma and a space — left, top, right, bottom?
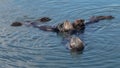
0, 0, 120, 68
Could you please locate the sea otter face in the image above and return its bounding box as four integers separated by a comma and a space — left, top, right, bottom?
73, 19, 85, 30
56, 20, 74, 32
69, 37, 84, 51
63, 20, 74, 31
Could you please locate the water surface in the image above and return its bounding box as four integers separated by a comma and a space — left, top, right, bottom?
0, 0, 120, 68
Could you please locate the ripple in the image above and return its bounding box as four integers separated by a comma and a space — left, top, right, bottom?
0, 0, 120, 68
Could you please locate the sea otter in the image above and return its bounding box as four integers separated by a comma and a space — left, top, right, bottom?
57, 20, 74, 32
72, 19, 85, 31
68, 36, 84, 51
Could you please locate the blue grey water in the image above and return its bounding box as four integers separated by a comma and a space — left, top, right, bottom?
0, 0, 120, 68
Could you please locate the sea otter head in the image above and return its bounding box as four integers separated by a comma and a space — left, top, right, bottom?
56, 20, 74, 32
62, 20, 74, 32
69, 37, 84, 51
73, 19, 85, 30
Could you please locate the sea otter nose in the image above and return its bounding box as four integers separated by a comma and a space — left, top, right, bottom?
69, 37, 84, 51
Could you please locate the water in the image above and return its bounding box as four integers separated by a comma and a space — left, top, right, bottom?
0, 0, 120, 68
